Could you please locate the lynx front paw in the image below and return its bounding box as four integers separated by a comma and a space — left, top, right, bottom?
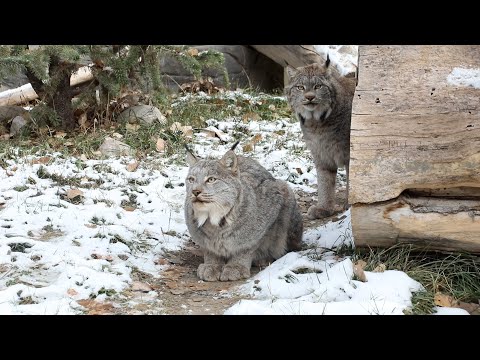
307, 205, 335, 219
220, 264, 250, 281
197, 263, 223, 281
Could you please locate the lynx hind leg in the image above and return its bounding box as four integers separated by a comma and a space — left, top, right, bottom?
308, 167, 337, 219
287, 201, 303, 251
197, 251, 224, 282
278, 182, 303, 251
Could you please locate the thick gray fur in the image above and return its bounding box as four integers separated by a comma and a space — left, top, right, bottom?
285, 58, 354, 219
184, 147, 303, 281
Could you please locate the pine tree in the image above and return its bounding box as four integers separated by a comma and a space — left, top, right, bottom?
0, 45, 227, 133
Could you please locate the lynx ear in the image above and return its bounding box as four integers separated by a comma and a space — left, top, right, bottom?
185, 144, 198, 166
325, 53, 331, 68
186, 151, 198, 166
286, 65, 298, 78
221, 150, 238, 173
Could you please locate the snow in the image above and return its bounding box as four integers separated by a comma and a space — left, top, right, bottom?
447, 67, 480, 89
433, 307, 469, 315
225, 226, 426, 315
313, 45, 358, 76
0, 47, 469, 315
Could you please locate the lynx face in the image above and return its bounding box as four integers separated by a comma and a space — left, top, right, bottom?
286, 63, 335, 121
185, 151, 239, 227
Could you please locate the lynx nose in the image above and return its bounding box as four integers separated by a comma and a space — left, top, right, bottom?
192, 190, 201, 197
304, 93, 316, 101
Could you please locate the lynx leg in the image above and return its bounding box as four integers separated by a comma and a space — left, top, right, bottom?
197, 251, 224, 282
307, 166, 336, 219
220, 250, 254, 281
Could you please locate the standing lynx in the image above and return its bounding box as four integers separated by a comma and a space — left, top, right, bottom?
285, 56, 354, 219
184, 144, 303, 282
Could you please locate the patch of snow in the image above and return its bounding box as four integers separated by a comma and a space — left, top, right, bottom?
447, 67, 480, 89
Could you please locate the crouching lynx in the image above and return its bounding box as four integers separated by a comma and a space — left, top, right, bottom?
184, 143, 303, 282
285, 56, 354, 219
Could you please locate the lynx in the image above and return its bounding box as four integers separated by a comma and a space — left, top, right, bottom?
285, 56, 354, 219
184, 143, 303, 282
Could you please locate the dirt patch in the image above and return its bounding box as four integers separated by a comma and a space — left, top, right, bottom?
110, 243, 261, 315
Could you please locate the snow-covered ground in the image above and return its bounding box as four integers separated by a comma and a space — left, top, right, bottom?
447, 67, 480, 89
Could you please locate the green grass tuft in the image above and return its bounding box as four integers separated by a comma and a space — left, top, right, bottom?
354, 244, 480, 314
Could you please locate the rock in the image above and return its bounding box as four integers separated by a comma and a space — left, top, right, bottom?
0, 68, 29, 93
9, 115, 28, 137
0, 106, 29, 124
117, 105, 166, 126
159, 45, 283, 93
98, 137, 134, 157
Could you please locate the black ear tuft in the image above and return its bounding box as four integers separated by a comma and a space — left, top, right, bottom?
230, 140, 240, 151
185, 144, 198, 166
326, 54, 330, 68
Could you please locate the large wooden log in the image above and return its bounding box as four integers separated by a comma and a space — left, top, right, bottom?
350, 45, 480, 252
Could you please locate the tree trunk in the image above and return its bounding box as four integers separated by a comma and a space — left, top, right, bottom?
48, 57, 76, 131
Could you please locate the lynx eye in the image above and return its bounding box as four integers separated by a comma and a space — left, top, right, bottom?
314, 84, 323, 90
206, 177, 216, 183
187, 176, 195, 183
296, 85, 305, 91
